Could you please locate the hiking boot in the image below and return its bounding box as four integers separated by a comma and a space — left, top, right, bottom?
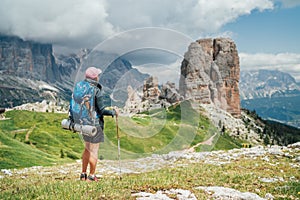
87, 175, 99, 182
80, 173, 87, 181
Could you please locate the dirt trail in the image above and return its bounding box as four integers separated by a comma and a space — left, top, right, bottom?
185, 133, 218, 153
10, 129, 28, 133
25, 125, 36, 142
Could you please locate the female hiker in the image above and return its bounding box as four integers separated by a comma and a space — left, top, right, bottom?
70, 66, 118, 181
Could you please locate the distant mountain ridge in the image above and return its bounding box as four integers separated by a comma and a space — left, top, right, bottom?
240, 69, 300, 100
0, 35, 148, 108
240, 69, 300, 128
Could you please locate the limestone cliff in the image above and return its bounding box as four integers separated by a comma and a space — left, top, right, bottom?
0, 35, 67, 107
179, 38, 241, 117
0, 34, 61, 83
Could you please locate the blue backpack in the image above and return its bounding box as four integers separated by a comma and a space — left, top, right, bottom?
70, 80, 97, 126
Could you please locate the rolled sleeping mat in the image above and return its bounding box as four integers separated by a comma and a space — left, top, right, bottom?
61, 119, 97, 136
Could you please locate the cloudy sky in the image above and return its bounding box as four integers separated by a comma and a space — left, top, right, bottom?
1, 0, 300, 81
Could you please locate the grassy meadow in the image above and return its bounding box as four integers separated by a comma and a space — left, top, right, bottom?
0, 101, 299, 199
1, 154, 299, 199
0, 101, 244, 169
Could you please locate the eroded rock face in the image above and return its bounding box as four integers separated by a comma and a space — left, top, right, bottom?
179, 38, 241, 117
124, 77, 183, 114
143, 76, 160, 104
123, 85, 143, 114
160, 81, 182, 104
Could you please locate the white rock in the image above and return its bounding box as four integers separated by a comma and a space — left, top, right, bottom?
167, 189, 197, 200
260, 177, 282, 183
265, 193, 274, 200
262, 156, 270, 162
132, 189, 197, 200
132, 191, 172, 200
1, 169, 12, 176
196, 186, 265, 200
268, 146, 283, 156
287, 142, 300, 149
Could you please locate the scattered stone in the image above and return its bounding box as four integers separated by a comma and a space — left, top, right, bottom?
262, 156, 270, 162
287, 142, 300, 149
260, 177, 284, 183
196, 186, 265, 200
265, 193, 274, 200
1, 169, 12, 176
132, 189, 197, 200
132, 191, 170, 200
267, 146, 284, 156
4, 143, 300, 199
167, 189, 197, 200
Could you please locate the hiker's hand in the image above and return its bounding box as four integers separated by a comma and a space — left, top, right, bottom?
113, 107, 119, 117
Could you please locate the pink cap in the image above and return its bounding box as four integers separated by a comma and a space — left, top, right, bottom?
85, 67, 102, 79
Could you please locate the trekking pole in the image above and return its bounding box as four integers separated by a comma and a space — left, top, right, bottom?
115, 109, 122, 179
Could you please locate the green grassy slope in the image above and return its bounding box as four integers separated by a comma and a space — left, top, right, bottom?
0, 110, 84, 169
0, 101, 243, 169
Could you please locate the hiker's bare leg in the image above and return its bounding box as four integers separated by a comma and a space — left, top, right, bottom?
88, 142, 100, 175
82, 142, 91, 173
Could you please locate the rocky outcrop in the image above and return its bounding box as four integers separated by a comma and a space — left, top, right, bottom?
123, 85, 143, 114
123, 76, 161, 114
159, 81, 182, 104
124, 77, 182, 114
179, 38, 241, 117
143, 76, 160, 103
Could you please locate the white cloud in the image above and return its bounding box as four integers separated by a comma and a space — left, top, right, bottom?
133, 59, 182, 86
0, 0, 274, 51
107, 0, 274, 37
273, 0, 300, 8
0, 0, 115, 49
240, 53, 300, 81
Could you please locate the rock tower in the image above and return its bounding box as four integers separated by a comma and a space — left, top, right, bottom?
179, 38, 241, 117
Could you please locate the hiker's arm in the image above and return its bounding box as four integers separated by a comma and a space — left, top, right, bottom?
95, 89, 116, 117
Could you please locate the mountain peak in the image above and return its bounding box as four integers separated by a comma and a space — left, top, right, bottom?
240, 69, 300, 99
